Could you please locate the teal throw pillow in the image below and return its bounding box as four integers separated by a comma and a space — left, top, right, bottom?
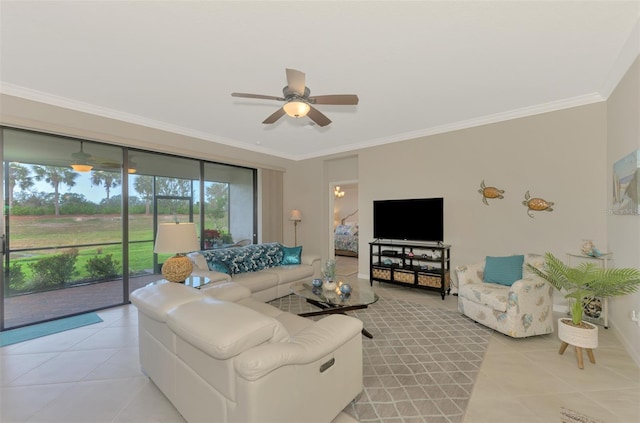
281, 245, 302, 265
483, 255, 524, 286
208, 260, 230, 275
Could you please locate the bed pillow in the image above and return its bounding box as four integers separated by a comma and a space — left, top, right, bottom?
483, 255, 524, 286
335, 224, 356, 236
281, 245, 302, 265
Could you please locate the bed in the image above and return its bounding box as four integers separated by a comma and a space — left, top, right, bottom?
334, 224, 358, 257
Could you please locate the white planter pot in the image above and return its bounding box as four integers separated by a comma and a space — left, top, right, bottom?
557, 318, 598, 349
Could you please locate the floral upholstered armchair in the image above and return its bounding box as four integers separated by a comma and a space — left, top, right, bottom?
456, 253, 554, 338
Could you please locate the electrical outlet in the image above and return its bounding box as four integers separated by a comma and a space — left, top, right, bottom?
632, 310, 640, 326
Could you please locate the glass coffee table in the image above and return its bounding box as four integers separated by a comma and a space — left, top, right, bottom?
290, 281, 379, 338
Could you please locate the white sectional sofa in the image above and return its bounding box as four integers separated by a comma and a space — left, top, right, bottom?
131, 281, 364, 423
188, 242, 321, 302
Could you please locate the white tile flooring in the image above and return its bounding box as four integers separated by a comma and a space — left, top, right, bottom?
1, 258, 638, 422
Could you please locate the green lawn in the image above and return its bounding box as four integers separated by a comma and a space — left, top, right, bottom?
6, 213, 212, 295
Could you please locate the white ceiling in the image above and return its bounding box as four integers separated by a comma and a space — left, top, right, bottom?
1, 1, 639, 161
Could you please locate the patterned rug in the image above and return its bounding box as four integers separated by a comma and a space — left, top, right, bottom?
269, 295, 493, 423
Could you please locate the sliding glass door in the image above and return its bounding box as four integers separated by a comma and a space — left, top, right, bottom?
2, 129, 125, 329
1, 127, 257, 330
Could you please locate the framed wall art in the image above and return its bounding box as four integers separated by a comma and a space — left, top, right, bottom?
612, 149, 640, 215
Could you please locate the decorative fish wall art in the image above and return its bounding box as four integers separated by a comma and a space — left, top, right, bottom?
523, 190, 554, 218
478, 180, 505, 205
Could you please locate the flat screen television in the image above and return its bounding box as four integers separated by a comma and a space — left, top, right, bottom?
373, 198, 444, 242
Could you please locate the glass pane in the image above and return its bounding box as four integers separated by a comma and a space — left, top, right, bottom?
126, 150, 200, 293
3, 129, 125, 329
204, 162, 254, 246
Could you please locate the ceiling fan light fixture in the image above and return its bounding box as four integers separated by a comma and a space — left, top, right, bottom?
283, 100, 310, 118
70, 141, 93, 172
70, 163, 93, 172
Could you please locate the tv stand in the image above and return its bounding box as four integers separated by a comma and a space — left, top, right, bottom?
369, 240, 451, 299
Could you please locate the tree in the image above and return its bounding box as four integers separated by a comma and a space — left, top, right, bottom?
8, 163, 34, 208
90, 170, 121, 201
133, 175, 153, 215
32, 166, 78, 216
206, 182, 229, 220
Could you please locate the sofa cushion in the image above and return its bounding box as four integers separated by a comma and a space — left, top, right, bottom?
166, 297, 289, 360
263, 264, 314, 284
232, 271, 279, 293
200, 282, 252, 302
280, 245, 302, 265
484, 255, 524, 286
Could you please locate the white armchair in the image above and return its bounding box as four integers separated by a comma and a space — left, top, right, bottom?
456, 253, 554, 338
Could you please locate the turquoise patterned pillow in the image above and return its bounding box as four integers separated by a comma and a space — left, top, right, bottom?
281, 245, 302, 265
208, 260, 230, 275
484, 255, 524, 286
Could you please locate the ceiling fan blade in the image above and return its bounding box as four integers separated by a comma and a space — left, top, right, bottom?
309, 94, 359, 105
262, 107, 286, 124
232, 92, 285, 101
306, 106, 332, 127
285, 68, 306, 95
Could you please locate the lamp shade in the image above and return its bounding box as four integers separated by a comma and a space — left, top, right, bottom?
283, 101, 310, 118
154, 222, 200, 254
289, 209, 302, 222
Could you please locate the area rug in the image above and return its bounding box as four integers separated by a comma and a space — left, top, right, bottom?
0, 312, 103, 347
270, 295, 493, 423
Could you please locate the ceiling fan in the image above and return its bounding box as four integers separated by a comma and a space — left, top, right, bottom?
231, 68, 359, 127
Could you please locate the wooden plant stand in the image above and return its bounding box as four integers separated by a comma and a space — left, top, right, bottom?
558, 341, 596, 370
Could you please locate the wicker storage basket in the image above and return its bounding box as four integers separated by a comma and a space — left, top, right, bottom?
418, 271, 450, 289
372, 267, 391, 280
394, 270, 415, 284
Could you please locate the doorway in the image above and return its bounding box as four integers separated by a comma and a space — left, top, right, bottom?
331, 181, 359, 277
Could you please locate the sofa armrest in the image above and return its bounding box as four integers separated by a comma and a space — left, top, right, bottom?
190, 268, 232, 283
455, 262, 485, 288
507, 278, 554, 310
301, 254, 321, 278
234, 314, 363, 381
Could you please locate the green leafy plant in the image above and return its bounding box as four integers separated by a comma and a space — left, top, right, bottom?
527, 252, 640, 325
29, 248, 79, 288
86, 254, 121, 280
7, 262, 26, 294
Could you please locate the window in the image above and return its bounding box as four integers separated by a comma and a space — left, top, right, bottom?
1, 127, 256, 330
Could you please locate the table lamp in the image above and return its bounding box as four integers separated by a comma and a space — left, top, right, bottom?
154, 222, 200, 283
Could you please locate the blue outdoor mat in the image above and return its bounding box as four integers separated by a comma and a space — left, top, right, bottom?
0, 312, 103, 347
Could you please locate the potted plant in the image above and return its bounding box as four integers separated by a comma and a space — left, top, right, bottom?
527, 252, 640, 368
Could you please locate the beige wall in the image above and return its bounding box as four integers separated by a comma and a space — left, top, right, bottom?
607, 57, 640, 364
357, 103, 607, 273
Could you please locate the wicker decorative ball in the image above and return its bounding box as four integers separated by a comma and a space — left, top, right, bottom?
161, 255, 194, 283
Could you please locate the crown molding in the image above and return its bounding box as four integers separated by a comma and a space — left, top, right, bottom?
0, 83, 292, 159
294, 92, 605, 161
2, 82, 606, 162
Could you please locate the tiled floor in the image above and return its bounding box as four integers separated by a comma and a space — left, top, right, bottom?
1, 257, 638, 422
